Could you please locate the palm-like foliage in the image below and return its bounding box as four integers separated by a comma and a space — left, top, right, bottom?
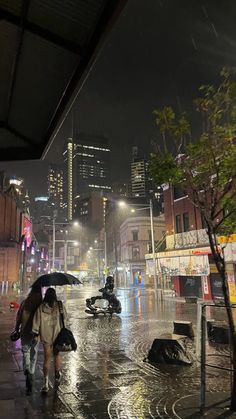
150, 68, 236, 411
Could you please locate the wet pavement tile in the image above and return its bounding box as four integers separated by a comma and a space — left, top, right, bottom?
1, 286, 234, 418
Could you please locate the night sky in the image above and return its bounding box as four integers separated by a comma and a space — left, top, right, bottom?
1, 0, 236, 196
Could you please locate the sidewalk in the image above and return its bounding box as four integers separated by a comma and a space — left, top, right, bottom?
1, 288, 236, 418
0, 293, 75, 419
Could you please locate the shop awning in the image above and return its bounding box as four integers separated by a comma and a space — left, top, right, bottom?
146, 247, 211, 276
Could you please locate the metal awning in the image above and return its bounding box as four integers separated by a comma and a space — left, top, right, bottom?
0, 0, 127, 160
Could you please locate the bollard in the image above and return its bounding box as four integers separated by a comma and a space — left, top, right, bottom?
173, 320, 194, 339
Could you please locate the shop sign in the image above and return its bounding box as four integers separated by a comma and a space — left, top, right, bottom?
202, 276, 209, 294
146, 247, 211, 259
227, 270, 236, 303
146, 254, 209, 276
218, 234, 236, 244
224, 242, 236, 262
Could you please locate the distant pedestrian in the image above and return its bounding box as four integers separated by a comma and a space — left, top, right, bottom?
32, 288, 67, 393
14, 289, 42, 394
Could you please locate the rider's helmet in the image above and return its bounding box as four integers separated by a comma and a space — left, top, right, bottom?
106, 275, 114, 285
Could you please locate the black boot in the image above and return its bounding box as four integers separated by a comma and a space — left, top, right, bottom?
25, 370, 32, 394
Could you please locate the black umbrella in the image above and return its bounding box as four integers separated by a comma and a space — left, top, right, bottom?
31, 272, 82, 289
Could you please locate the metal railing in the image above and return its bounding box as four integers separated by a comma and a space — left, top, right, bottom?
197, 301, 233, 414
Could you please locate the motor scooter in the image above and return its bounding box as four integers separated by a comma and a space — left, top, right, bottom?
85, 276, 121, 316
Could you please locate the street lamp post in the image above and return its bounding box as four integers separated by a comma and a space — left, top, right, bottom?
149, 199, 158, 297
104, 230, 107, 272
52, 215, 56, 271
104, 199, 120, 286
64, 240, 68, 273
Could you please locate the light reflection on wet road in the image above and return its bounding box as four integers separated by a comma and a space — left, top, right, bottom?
55, 285, 230, 418
7, 285, 232, 418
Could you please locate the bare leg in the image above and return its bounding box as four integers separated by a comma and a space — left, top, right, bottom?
54, 351, 62, 385
42, 344, 52, 391
54, 352, 61, 373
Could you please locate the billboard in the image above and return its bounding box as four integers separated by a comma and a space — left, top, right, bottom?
22, 215, 32, 248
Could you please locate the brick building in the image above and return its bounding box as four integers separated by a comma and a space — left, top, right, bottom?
146, 184, 236, 301
0, 187, 22, 285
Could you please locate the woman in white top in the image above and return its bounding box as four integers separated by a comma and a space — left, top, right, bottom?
32, 288, 67, 393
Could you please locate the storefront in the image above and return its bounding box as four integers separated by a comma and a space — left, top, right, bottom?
146, 247, 210, 299
146, 241, 236, 301
218, 235, 236, 303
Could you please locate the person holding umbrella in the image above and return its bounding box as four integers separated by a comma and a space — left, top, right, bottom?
32, 288, 67, 393
14, 289, 42, 394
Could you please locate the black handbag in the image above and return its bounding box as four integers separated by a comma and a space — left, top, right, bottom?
53, 301, 77, 353
10, 330, 20, 342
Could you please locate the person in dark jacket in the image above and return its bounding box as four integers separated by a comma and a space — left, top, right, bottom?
15, 289, 42, 393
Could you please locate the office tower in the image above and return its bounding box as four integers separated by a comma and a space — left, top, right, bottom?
31, 196, 51, 221
66, 139, 73, 220
64, 133, 111, 219
131, 146, 149, 198
74, 133, 111, 196
48, 164, 64, 213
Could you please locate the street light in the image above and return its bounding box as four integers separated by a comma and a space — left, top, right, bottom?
118, 199, 159, 297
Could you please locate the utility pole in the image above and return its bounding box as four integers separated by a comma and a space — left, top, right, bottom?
104, 231, 107, 273
149, 198, 158, 297
64, 240, 68, 273
52, 215, 56, 271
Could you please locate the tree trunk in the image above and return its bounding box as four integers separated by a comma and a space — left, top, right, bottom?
220, 268, 236, 411
207, 231, 236, 411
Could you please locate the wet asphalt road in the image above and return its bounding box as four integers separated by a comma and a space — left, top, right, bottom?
2, 284, 233, 418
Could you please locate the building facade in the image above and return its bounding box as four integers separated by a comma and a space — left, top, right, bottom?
64, 133, 111, 220
73, 133, 111, 196
131, 156, 149, 198
146, 184, 236, 301
31, 196, 51, 222
0, 188, 21, 286
48, 164, 65, 214
120, 215, 165, 286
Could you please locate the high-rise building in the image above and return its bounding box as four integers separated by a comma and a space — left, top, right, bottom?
48, 165, 64, 214
31, 196, 51, 221
64, 133, 111, 219
131, 147, 150, 198
130, 147, 163, 212
74, 133, 111, 195
8, 176, 30, 212
67, 139, 73, 221
112, 181, 131, 197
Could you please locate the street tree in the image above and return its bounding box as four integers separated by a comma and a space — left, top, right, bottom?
150, 68, 236, 410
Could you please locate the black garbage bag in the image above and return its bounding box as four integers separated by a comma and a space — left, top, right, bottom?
147, 335, 192, 365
